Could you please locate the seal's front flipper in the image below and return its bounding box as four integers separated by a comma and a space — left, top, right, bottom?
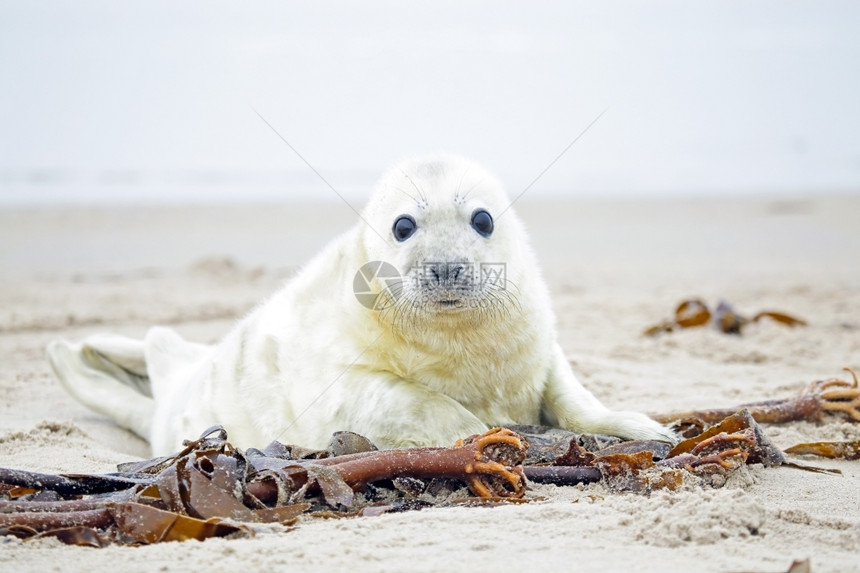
47, 336, 154, 440
541, 343, 677, 443
332, 372, 490, 449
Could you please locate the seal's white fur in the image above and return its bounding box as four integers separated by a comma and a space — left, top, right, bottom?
48, 155, 673, 455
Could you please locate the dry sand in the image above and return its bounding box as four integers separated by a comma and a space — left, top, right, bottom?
1, 195, 859, 572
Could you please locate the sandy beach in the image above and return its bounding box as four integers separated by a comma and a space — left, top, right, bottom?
1, 195, 859, 572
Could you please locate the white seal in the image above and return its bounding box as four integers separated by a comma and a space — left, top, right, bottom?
48, 155, 673, 455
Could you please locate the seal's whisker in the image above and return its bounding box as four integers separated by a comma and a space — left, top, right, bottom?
390, 184, 420, 204
462, 177, 486, 200
454, 164, 473, 204
400, 168, 427, 203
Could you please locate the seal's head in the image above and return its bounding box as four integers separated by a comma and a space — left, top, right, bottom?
360, 155, 528, 329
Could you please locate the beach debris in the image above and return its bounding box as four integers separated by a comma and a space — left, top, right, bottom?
784, 559, 812, 573
519, 410, 778, 492
784, 440, 860, 460
734, 558, 812, 573
521, 403, 845, 492
651, 368, 860, 425
665, 410, 783, 465
0, 426, 528, 546
644, 298, 806, 336
539, 410, 772, 492
242, 426, 528, 504
2, 372, 857, 547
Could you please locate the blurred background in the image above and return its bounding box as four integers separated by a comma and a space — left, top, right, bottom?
2, 1, 859, 207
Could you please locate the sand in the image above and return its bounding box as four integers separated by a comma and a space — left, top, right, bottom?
1, 195, 859, 572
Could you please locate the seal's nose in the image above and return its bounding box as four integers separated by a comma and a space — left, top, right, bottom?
427, 262, 465, 287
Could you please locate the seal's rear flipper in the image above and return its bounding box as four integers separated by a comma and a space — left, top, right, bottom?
47, 336, 155, 441
143, 326, 211, 391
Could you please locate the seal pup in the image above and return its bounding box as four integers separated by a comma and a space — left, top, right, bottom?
48, 155, 674, 455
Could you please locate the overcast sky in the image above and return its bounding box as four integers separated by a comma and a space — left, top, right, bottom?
1, 1, 859, 205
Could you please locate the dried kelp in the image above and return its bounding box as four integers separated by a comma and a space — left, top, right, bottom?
784, 441, 860, 460
529, 409, 780, 492
644, 298, 806, 336
665, 409, 784, 466
2, 372, 857, 547
735, 558, 812, 573
0, 427, 528, 546
242, 427, 528, 504
522, 395, 850, 493
652, 368, 860, 425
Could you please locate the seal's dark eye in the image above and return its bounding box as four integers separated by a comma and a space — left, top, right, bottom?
470, 209, 494, 237
392, 215, 417, 242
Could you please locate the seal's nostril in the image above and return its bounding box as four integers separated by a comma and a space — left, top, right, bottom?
427, 263, 464, 285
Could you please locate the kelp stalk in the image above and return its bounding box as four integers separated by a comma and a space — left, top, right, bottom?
651, 369, 860, 425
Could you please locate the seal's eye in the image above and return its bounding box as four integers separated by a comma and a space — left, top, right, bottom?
470, 209, 494, 237
392, 215, 417, 242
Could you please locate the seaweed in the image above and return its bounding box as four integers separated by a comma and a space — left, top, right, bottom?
784, 441, 860, 460
528, 409, 782, 493
652, 368, 860, 425
644, 298, 806, 336
735, 557, 811, 573
0, 427, 527, 545
2, 373, 857, 546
